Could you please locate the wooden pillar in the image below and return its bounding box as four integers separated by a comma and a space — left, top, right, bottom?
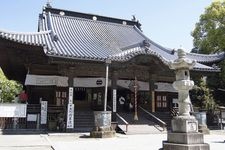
149, 74, 156, 112
111, 70, 118, 122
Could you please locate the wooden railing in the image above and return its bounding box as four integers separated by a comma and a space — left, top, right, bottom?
139, 106, 167, 131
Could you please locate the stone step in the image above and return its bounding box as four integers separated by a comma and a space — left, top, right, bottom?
163, 142, 210, 150
74, 111, 95, 132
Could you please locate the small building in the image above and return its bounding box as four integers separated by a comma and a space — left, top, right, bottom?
0, 5, 224, 131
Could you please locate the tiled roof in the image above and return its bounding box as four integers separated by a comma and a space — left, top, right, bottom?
0, 29, 51, 46
0, 7, 224, 72
109, 44, 221, 72
186, 52, 225, 64
38, 11, 146, 61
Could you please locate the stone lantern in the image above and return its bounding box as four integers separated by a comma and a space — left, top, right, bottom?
162, 49, 209, 150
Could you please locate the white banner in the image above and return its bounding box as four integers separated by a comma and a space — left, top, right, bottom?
67, 104, 74, 129
0, 104, 27, 118
41, 101, 48, 124
25, 74, 68, 87
113, 89, 117, 112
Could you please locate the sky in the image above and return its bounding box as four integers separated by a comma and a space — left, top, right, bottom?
0, 0, 214, 52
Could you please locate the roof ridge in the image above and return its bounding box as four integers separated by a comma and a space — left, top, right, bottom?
50, 13, 134, 28
44, 7, 141, 28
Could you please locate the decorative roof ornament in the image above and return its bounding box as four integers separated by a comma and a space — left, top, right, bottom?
171, 49, 176, 55
131, 15, 142, 30
46, 0, 52, 8
143, 40, 150, 48
142, 40, 150, 53
131, 15, 136, 21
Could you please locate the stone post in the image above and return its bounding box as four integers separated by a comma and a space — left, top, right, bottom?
162, 49, 209, 150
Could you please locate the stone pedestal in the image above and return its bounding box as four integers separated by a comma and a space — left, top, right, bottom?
163, 117, 209, 150
172, 116, 198, 133
163, 132, 209, 150
90, 111, 115, 138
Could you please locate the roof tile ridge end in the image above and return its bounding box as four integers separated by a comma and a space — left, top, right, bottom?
46, 12, 59, 41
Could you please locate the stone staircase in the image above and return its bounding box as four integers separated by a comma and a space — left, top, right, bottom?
117, 111, 166, 134
74, 111, 94, 132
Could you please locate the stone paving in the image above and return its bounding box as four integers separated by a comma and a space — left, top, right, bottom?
0, 130, 225, 150
47, 131, 225, 150
0, 134, 52, 150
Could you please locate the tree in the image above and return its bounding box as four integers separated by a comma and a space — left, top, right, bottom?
190, 77, 217, 111
191, 1, 225, 88
0, 68, 22, 103
191, 1, 225, 54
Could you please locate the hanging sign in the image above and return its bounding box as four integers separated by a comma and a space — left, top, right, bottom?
40, 101, 48, 124
73, 78, 106, 87
67, 104, 74, 129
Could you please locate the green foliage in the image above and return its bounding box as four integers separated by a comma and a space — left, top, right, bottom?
191, 78, 217, 111
207, 61, 225, 88
0, 68, 23, 103
191, 1, 225, 53
191, 1, 225, 92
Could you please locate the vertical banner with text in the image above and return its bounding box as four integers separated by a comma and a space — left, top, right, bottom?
113, 89, 117, 112
40, 101, 48, 124
67, 103, 74, 128
67, 87, 74, 129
